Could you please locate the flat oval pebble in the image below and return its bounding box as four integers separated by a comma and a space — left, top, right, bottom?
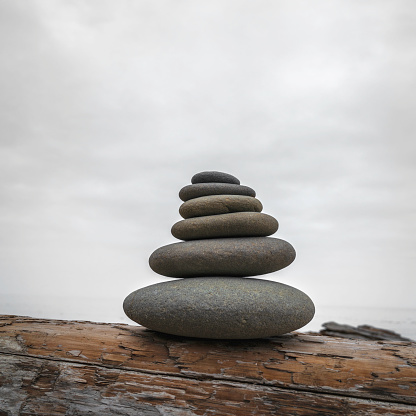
171, 212, 278, 240
123, 277, 315, 339
149, 237, 295, 277
179, 195, 263, 219
191, 171, 240, 185
179, 183, 256, 202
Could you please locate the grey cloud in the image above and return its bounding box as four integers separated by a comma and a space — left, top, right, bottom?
1, 1, 415, 313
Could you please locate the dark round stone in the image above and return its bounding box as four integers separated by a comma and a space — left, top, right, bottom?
191, 171, 240, 185
179, 183, 256, 202
171, 212, 278, 240
123, 277, 315, 339
179, 195, 263, 219
149, 237, 295, 277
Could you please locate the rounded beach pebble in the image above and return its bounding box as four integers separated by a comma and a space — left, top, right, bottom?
171, 212, 278, 240
179, 183, 256, 202
179, 195, 263, 219
191, 171, 240, 185
149, 237, 295, 277
123, 277, 315, 339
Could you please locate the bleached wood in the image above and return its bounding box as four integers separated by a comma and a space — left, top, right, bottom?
0, 315, 415, 415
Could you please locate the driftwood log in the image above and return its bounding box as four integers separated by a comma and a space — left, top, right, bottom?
0, 315, 415, 415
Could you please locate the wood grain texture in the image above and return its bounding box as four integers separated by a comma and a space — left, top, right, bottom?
1, 315, 415, 415
320, 321, 413, 341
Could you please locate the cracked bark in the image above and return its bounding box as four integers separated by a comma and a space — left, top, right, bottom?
0, 315, 415, 415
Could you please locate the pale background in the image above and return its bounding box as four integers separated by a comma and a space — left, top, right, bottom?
1, 1, 415, 337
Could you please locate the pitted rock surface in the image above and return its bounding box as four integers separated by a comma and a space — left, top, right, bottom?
171, 212, 278, 240
179, 183, 256, 202
191, 171, 240, 185
123, 277, 315, 339
149, 237, 295, 278
179, 195, 263, 219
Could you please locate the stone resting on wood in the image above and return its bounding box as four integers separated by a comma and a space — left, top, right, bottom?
124, 171, 315, 339
0, 315, 415, 415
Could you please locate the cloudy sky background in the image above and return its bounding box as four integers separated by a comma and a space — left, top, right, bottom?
1, 1, 415, 330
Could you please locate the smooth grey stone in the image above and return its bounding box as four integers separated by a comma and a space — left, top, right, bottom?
191, 171, 240, 185
171, 212, 279, 240
123, 277, 315, 339
179, 195, 263, 219
179, 183, 256, 202
149, 237, 295, 277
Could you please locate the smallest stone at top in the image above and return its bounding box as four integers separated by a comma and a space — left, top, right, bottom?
191, 171, 240, 185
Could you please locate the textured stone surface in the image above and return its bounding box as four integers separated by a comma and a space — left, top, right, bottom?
191, 171, 240, 185
171, 212, 279, 240
179, 183, 256, 202
123, 277, 315, 339
179, 195, 263, 219
149, 237, 296, 277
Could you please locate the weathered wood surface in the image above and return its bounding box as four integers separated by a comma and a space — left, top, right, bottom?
319, 321, 413, 341
0, 315, 415, 415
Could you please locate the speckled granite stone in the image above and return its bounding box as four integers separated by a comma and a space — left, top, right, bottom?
149, 237, 295, 277
191, 171, 240, 185
123, 277, 315, 339
179, 195, 263, 219
179, 183, 256, 202
171, 212, 279, 240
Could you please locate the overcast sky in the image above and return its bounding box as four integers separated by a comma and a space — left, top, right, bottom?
1, 1, 415, 323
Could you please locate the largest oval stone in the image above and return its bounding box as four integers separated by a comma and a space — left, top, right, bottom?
123, 277, 315, 339
149, 237, 296, 277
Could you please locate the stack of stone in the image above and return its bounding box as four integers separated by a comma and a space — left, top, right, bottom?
123, 171, 314, 339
